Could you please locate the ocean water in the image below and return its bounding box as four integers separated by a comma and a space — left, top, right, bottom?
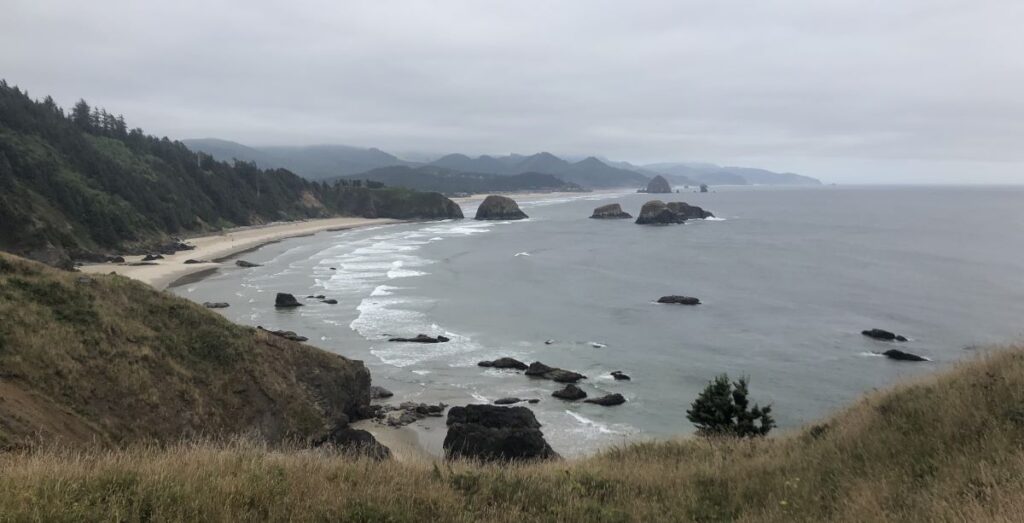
173, 186, 1024, 456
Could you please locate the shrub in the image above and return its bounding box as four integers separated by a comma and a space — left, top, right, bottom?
686, 375, 775, 437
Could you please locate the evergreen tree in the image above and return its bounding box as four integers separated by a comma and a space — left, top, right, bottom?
686, 375, 775, 437
71, 99, 92, 130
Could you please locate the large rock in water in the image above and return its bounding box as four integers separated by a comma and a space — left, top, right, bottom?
474, 195, 528, 220
667, 202, 714, 219
478, 357, 529, 370
658, 295, 701, 305
882, 349, 928, 362
443, 405, 558, 461
645, 175, 672, 194
525, 361, 586, 383
862, 328, 908, 342
590, 203, 632, 219
635, 200, 685, 225
274, 293, 303, 308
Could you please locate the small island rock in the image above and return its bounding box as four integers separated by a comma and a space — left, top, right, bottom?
525, 362, 586, 383
645, 175, 672, 194
274, 293, 303, 308
235, 260, 261, 268
552, 384, 587, 400
658, 295, 701, 305
388, 334, 450, 343
862, 328, 908, 342
478, 357, 529, 370
584, 393, 626, 406
610, 371, 631, 381
635, 200, 685, 225
475, 195, 528, 220
882, 349, 928, 362
590, 203, 633, 219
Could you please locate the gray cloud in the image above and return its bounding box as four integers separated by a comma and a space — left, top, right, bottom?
2, 0, 1023, 183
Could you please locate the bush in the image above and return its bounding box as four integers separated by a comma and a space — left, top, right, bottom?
686, 375, 775, 437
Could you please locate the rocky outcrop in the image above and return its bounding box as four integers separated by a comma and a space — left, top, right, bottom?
584, 393, 626, 406
274, 293, 303, 308
590, 203, 632, 219
645, 175, 672, 194
235, 260, 261, 268
666, 202, 714, 219
365, 401, 448, 427
882, 349, 928, 362
369, 385, 394, 399
474, 195, 528, 220
203, 302, 230, 309
552, 384, 587, 400
610, 371, 631, 381
658, 295, 701, 305
388, 334, 450, 343
443, 405, 558, 461
700, 184, 709, 193
525, 362, 586, 383
478, 357, 529, 370
862, 329, 908, 342
315, 423, 391, 460
635, 200, 685, 225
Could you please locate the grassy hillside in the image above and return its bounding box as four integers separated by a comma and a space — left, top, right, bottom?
0, 81, 461, 267
0, 271, 1021, 523
0, 252, 371, 448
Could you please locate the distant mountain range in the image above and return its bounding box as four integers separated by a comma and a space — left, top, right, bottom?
182, 138, 822, 191
342, 166, 583, 195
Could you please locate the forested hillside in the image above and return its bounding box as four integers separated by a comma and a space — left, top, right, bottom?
0, 81, 461, 267
343, 165, 584, 194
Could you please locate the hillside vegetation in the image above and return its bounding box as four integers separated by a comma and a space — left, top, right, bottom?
0, 252, 1020, 522
343, 165, 584, 194
0, 81, 461, 267
0, 253, 372, 448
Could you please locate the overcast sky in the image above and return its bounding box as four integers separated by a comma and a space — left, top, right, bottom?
3, 1, 1023, 183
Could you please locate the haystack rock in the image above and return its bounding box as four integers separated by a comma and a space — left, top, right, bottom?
699, 184, 709, 193
590, 203, 632, 219
635, 200, 685, 225
474, 195, 528, 220
645, 175, 672, 194
443, 405, 558, 461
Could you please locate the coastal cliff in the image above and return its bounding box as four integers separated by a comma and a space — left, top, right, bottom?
0, 253, 373, 447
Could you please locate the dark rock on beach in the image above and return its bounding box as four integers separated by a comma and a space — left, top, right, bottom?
474, 195, 528, 220
369, 385, 394, 399
274, 293, 303, 308
584, 393, 626, 406
882, 349, 928, 362
635, 200, 685, 225
183, 259, 207, 264
525, 362, 586, 383
645, 175, 673, 194
611, 371, 631, 381
478, 357, 529, 370
203, 302, 230, 309
658, 295, 701, 305
590, 203, 633, 219
388, 334, 450, 343
443, 404, 558, 461
235, 260, 261, 268
552, 384, 587, 401
142, 254, 164, 261
862, 328, 908, 342
105, 255, 126, 263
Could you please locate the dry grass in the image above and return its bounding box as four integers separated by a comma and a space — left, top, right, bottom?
2, 347, 1024, 522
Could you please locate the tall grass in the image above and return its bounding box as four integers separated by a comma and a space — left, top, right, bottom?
3, 348, 1023, 522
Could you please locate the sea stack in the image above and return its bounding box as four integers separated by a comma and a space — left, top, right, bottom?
645, 175, 672, 194
667, 202, 714, 219
475, 195, 528, 220
590, 203, 632, 219
635, 200, 685, 225
699, 184, 709, 193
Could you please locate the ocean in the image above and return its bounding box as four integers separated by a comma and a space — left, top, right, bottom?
172, 185, 1024, 456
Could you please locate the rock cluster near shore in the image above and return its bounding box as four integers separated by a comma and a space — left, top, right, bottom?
525, 362, 586, 383
475, 195, 529, 220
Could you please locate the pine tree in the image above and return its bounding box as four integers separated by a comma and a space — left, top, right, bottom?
71, 99, 92, 130
686, 375, 775, 437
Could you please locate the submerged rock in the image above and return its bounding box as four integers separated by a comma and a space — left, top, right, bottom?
584, 393, 626, 406
474, 195, 528, 220
645, 175, 672, 194
478, 357, 529, 370
590, 203, 633, 219
610, 371, 631, 381
203, 302, 230, 309
862, 328, 908, 342
525, 362, 586, 383
183, 259, 208, 264
494, 397, 522, 405
235, 260, 261, 268
657, 295, 701, 305
274, 293, 303, 308
388, 334, 451, 343
882, 349, 928, 362
552, 384, 587, 401
321, 299, 338, 305
443, 405, 558, 461
635, 200, 685, 225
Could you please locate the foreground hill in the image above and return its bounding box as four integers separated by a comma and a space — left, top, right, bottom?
0, 253, 374, 447
341, 165, 584, 194
0, 82, 461, 267
0, 258, 1019, 522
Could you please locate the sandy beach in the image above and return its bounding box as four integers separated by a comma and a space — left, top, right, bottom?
79, 217, 401, 290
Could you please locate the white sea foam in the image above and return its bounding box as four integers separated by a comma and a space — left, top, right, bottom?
471, 392, 490, 403
565, 411, 620, 435
704, 216, 726, 221
514, 252, 531, 257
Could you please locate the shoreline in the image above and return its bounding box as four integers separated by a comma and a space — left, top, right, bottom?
78, 216, 403, 290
